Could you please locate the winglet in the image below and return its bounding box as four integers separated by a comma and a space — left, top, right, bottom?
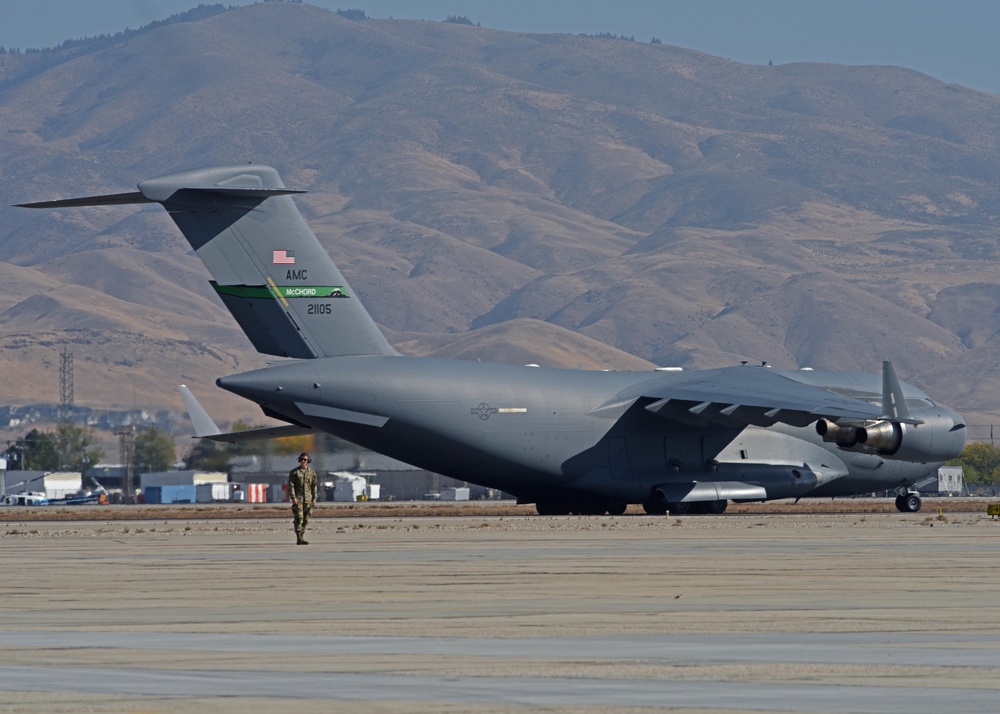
179, 384, 315, 442
881, 361, 921, 424
178, 385, 222, 437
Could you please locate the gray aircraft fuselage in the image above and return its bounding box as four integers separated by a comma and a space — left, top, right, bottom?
20, 164, 967, 515
218, 354, 964, 510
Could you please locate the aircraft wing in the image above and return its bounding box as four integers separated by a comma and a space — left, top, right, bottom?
199, 424, 315, 443
179, 384, 313, 442
636, 366, 882, 428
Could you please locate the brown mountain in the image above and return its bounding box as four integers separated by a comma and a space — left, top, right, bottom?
1, 2, 999, 434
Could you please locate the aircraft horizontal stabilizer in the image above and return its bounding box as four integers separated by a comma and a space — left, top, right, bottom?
17, 187, 306, 209
17, 192, 153, 208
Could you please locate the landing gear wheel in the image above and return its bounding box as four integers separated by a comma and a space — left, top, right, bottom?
536, 500, 571, 516
642, 497, 668, 515
706, 499, 728, 515
606, 501, 627, 516
668, 501, 690, 515
904, 493, 922, 513
894, 495, 906, 512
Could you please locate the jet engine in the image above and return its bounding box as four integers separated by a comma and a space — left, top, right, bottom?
818, 406, 965, 463
856, 420, 902, 454
815, 419, 859, 447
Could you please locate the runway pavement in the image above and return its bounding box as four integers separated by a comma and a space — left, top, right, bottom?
1, 511, 999, 713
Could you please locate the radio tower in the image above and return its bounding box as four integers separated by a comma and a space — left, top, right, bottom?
116, 426, 136, 503
59, 349, 74, 421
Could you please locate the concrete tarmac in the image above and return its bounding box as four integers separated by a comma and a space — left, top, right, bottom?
1, 510, 999, 713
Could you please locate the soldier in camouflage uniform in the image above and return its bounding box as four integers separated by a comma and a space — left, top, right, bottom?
288, 452, 318, 545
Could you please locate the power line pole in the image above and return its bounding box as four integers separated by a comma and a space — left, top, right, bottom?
116, 426, 135, 503
59, 349, 74, 421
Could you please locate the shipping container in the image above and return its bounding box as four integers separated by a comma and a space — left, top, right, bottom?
161, 484, 196, 504
440, 487, 470, 501
140, 471, 227, 490
196, 482, 234, 503
333, 474, 367, 502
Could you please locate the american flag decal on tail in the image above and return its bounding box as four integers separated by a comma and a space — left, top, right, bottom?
273, 249, 295, 264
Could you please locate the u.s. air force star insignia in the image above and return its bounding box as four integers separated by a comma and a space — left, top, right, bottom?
471, 403, 498, 420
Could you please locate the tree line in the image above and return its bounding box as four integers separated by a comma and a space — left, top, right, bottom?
948, 441, 1000, 487
4, 423, 174, 475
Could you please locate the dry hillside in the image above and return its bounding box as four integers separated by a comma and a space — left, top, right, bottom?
0, 3, 998, 436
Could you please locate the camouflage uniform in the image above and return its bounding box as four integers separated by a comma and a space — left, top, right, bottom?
288, 459, 318, 544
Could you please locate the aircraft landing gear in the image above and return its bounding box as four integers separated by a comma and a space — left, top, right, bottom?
705, 499, 728, 515
606, 501, 628, 516
642, 495, 668, 515
894, 491, 922, 513
535, 499, 572, 516
641, 495, 729, 515
535, 496, 625, 516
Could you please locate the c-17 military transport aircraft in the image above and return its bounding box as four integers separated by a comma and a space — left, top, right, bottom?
20, 165, 967, 515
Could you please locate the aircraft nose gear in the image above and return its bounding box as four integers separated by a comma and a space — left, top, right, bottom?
894, 490, 922, 513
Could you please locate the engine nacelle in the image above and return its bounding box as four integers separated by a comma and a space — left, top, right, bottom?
816, 419, 860, 447
857, 407, 966, 463
856, 420, 901, 454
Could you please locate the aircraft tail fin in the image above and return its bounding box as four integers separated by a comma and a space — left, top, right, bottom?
22, 165, 397, 359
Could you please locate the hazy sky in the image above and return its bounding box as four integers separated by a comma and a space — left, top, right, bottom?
3, 1, 999, 94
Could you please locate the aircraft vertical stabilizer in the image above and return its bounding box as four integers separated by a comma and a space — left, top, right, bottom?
21, 165, 397, 360
143, 165, 396, 359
